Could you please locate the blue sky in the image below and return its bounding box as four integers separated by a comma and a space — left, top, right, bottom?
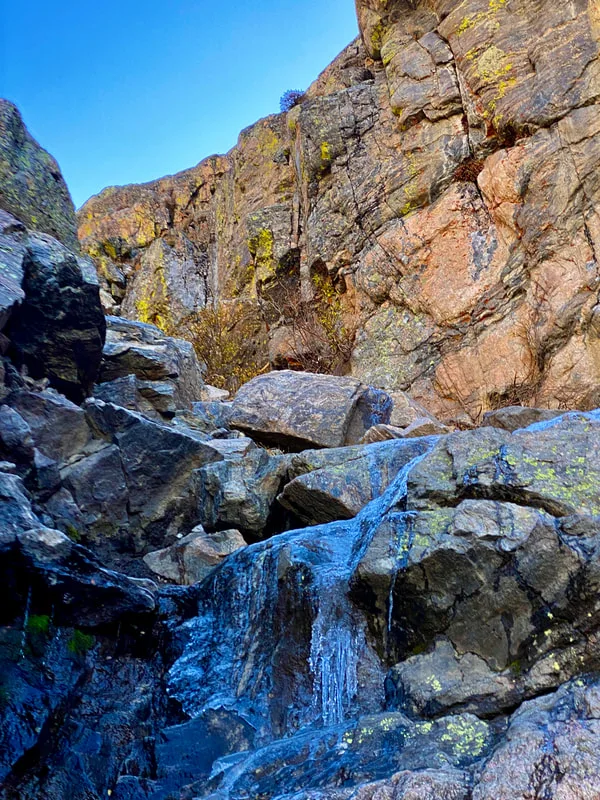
1, 1, 359, 208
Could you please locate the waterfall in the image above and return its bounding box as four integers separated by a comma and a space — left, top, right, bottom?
168, 438, 437, 742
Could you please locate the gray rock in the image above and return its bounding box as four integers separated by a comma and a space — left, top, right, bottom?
407, 412, 600, 516
279, 439, 434, 526
0, 100, 79, 249
61, 444, 129, 537
143, 526, 247, 585
199, 384, 230, 402
7, 388, 92, 464
0, 209, 26, 329
93, 374, 162, 419
0, 471, 39, 546
229, 370, 392, 450
482, 405, 565, 432
280, 768, 471, 799
354, 486, 600, 714
1, 227, 105, 402
84, 399, 223, 539
0, 404, 34, 464
361, 419, 451, 443
194, 448, 290, 536
16, 526, 156, 626
100, 315, 205, 411
473, 677, 600, 799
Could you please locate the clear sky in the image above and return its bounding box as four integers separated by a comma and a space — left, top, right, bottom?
1, 1, 359, 208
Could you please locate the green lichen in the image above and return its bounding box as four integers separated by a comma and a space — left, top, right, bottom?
320, 141, 333, 170
426, 675, 443, 693
67, 630, 95, 657
458, 17, 474, 34
65, 524, 81, 543
440, 717, 488, 758
27, 614, 51, 636
476, 46, 513, 81
370, 21, 386, 57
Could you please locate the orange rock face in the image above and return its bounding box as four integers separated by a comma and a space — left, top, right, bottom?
78, 1, 600, 424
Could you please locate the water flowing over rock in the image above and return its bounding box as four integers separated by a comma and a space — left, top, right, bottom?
3, 2, 600, 798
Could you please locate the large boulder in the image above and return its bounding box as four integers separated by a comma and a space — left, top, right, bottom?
353, 412, 600, 717
229, 371, 392, 450
96, 315, 205, 414
194, 447, 291, 537
16, 526, 156, 626
79, 400, 223, 545
0, 211, 106, 402
0, 100, 78, 249
279, 438, 434, 526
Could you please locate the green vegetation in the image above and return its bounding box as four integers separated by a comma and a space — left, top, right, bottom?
67, 629, 95, 657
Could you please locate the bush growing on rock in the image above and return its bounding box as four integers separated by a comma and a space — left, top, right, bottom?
279, 89, 305, 112
178, 301, 267, 393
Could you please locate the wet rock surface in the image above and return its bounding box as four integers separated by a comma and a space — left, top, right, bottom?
3, 4, 600, 799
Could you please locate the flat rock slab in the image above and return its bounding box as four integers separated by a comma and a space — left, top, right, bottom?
229, 370, 392, 450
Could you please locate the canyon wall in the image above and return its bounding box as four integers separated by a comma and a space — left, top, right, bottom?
78, 0, 600, 424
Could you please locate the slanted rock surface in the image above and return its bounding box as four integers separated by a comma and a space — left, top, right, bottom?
97, 315, 205, 414
0, 100, 78, 249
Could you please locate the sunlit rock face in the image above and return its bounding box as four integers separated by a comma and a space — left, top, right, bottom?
78, 0, 600, 425
3, 3, 600, 800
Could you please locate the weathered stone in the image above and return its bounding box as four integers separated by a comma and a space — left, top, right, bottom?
93, 374, 162, 419
194, 448, 290, 537
0, 404, 34, 465
482, 405, 565, 432
473, 678, 600, 800
229, 370, 392, 450
278, 439, 434, 526
352, 413, 600, 717
61, 444, 129, 536
77, 0, 600, 424
182, 710, 494, 800
83, 400, 223, 540
362, 419, 450, 443
199, 384, 230, 402
0, 471, 39, 544
143, 526, 246, 585
99, 315, 205, 411
407, 412, 600, 517
0, 210, 27, 330
1, 228, 105, 402
7, 389, 92, 464
280, 768, 472, 800
16, 526, 156, 626
0, 100, 78, 249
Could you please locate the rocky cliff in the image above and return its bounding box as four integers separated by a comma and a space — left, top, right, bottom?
78, 0, 600, 424
2, 3, 600, 799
